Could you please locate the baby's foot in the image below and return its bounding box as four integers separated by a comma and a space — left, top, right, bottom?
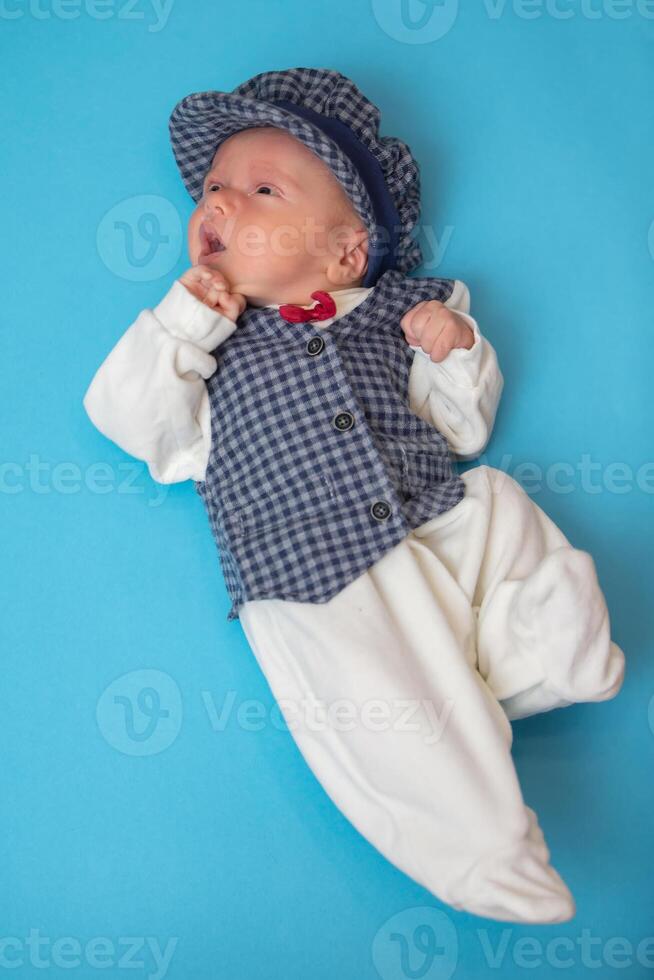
510, 547, 625, 704
454, 807, 576, 923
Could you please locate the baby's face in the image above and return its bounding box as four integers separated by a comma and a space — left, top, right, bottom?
187, 126, 368, 306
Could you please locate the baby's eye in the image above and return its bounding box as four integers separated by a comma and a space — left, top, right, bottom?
204, 181, 278, 196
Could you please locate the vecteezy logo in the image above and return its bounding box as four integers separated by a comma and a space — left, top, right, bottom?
371, 0, 459, 43
372, 907, 458, 980
96, 194, 182, 281
648, 219, 654, 262
96, 669, 183, 756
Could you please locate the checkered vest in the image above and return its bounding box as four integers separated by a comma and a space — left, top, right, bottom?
195, 269, 466, 621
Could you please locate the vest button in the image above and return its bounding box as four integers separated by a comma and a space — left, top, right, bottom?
370, 499, 392, 521
333, 411, 355, 432
306, 335, 325, 356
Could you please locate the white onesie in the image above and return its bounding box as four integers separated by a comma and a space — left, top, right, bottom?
83, 279, 625, 924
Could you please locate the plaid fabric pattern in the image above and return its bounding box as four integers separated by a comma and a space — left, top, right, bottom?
168, 67, 423, 277
195, 270, 466, 622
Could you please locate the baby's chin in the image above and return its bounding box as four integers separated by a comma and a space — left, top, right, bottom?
186, 257, 285, 306
205, 268, 273, 307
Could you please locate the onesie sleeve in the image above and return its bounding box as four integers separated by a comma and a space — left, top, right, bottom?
82, 280, 238, 484
407, 280, 504, 460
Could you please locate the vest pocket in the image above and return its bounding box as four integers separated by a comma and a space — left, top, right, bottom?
217, 470, 336, 541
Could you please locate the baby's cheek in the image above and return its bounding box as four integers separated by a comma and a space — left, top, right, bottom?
187, 210, 203, 261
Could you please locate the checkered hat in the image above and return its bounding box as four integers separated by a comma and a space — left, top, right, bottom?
168, 66, 424, 286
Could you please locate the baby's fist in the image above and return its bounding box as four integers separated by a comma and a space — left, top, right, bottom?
400, 300, 474, 362
178, 266, 246, 323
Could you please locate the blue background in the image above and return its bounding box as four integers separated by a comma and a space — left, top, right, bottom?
1, 1, 653, 977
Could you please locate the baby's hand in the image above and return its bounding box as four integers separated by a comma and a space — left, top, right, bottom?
400, 300, 474, 363
178, 266, 246, 323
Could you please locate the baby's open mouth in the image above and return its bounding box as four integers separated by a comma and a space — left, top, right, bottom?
199, 222, 227, 258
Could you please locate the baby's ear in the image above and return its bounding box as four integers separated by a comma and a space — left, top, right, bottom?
326, 226, 369, 287
349, 228, 369, 281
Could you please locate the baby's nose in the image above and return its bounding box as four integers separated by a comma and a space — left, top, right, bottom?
205, 186, 238, 214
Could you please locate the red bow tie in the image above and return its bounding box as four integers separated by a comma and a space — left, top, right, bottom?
278, 290, 337, 323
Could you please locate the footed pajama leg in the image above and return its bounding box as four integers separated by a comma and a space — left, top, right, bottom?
412, 465, 625, 721
239, 525, 576, 924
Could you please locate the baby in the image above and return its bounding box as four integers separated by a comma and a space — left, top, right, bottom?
83, 67, 625, 923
